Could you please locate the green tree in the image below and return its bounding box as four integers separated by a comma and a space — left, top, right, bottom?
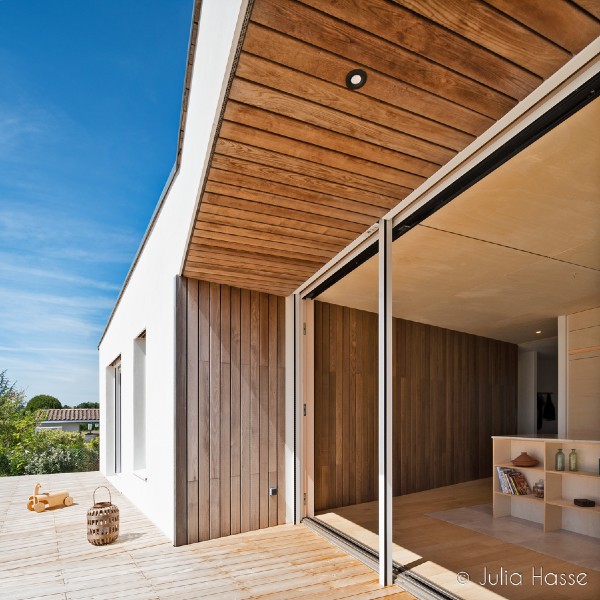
0, 372, 39, 475
75, 402, 99, 409
26, 394, 61, 411
0, 370, 15, 396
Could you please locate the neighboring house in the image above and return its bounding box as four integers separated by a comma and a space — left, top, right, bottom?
36, 408, 100, 433
99, 0, 600, 591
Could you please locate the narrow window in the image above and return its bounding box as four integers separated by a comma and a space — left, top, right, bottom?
133, 331, 146, 471
114, 360, 122, 474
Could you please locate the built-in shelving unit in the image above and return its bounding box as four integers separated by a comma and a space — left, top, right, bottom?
492, 436, 600, 538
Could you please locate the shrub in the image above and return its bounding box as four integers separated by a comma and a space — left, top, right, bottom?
23, 445, 84, 474
26, 394, 61, 411
0, 373, 99, 476
18, 430, 99, 474
84, 436, 100, 471
0, 452, 10, 477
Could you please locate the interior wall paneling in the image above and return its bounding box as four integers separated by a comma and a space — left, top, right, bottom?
567, 306, 600, 440
314, 301, 518, 512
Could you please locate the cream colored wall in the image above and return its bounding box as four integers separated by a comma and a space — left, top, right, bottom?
567, 306, 600, 440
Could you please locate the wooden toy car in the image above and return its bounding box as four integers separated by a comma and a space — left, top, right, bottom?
27, 483, 73, 512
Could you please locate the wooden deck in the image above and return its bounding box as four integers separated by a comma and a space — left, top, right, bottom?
0, 472, 413, 600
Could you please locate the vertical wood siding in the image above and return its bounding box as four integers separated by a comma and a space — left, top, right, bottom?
175, 276, 286, 544
314, 301, 517, 512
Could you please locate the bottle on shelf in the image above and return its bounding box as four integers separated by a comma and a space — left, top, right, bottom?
555, 448, 565, 471
569, 448, 577, 471
533, 479, 544, 498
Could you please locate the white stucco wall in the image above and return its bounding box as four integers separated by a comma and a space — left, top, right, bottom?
37, 423, 84, 433
98, 0, 247, 542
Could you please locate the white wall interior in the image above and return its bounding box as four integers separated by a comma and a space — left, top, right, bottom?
98, 0, 247, 542
517, 350, 537, 435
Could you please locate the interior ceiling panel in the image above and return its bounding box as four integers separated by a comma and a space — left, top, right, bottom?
182, 0, 600, 296
317, 99, 600, 344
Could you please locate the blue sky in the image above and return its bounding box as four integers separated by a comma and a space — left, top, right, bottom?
0, 0, 193, 406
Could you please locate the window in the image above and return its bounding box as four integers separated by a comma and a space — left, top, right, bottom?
133, 332, 146, 471
112, 358, 122, 474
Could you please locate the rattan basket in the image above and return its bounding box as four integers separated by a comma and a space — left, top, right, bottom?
87, 486, 119, 546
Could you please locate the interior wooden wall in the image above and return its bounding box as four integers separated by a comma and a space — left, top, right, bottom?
175, 276, 285, 545
568, 306, 600, 441
314, 301, 518, 512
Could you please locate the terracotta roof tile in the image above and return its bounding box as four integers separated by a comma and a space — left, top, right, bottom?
39, 408, 99, 422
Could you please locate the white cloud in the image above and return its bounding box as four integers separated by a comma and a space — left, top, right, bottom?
0, 260, 121, 291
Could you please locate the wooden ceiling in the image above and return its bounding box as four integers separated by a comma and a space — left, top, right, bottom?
182, 0, 600, 296
318, 97, 600, 344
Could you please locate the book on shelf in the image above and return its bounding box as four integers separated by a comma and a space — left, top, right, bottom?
496, 466, 532, 495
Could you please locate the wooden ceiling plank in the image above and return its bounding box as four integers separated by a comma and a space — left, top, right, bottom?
187, 251, 319, 278
392, 0, 571, 79
250, 0, 516, 119
220, 119, 425, 189
190, 229, 335, 261
236, 51, 474, 151
243, 21, 494, 136
224, 101, 438, 176
485, 0, 600, 54
299, 0, 541, 99
193, 220, 344, 256
201, 191, 367, 234
229, 78, 454, 165
571, 0, 600, 21
214, 138, 409, 203
200, 203, 353, 243
186, 254, 317, 277
208, 161, 395, 219
188, 244, 323, 270
189, 235, 326, 266
185, 265, 309, 287
184, 271, 300, 291
183, 261, 305, 284
182, 269, 294, 296
198, 211, 350, 250
184, 264, 294, 289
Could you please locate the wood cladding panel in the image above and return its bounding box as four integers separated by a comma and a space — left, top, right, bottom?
175, 276, 286, 544
314, 301, 518, 512
567, 307, 600, 441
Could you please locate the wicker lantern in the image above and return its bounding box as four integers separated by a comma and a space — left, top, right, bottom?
87, 486, 119, 545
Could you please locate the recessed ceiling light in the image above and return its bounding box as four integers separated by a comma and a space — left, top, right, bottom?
536, 330, 542, 334
346, 68, 367, 91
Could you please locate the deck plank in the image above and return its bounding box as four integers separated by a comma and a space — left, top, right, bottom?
0, 473, 414, 599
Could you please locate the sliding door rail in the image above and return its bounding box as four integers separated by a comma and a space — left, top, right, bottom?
303, 517, 460, 600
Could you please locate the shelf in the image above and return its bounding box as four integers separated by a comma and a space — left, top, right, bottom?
494, 491, 543, 502
493, 437, 600, 539
546, 498, 600, 514
496, 463, 543, 472
546, 469, 600, 479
